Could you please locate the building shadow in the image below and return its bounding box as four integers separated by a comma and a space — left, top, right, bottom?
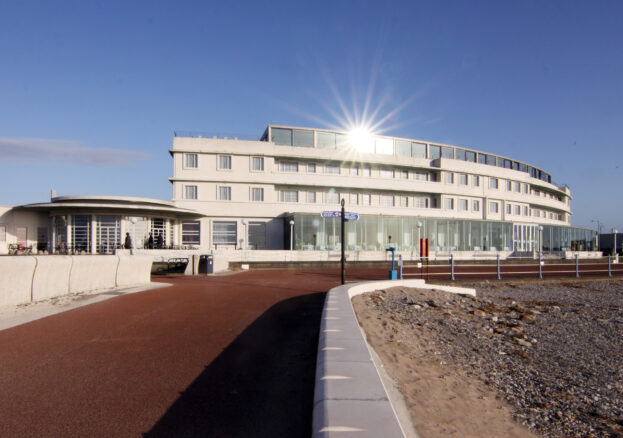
144, 291, 326, 438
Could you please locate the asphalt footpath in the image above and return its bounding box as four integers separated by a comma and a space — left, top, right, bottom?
0, 270, 345, 438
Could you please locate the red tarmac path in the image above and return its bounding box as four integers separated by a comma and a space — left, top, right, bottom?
0, 270, 345, 438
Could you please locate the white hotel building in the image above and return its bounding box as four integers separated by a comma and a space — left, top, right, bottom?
170, 125, 595, 255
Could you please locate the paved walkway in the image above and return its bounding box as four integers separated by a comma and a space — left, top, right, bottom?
0, 270, 341, 437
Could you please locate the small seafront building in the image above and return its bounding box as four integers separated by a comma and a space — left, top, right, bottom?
0, 196, 202, 255
169, 125, 596, 257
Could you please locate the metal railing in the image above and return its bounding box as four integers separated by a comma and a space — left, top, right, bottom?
398, 255, 623, 281
173, 131, 262, 141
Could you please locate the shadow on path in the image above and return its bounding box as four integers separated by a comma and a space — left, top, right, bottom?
144, 291, 326, 438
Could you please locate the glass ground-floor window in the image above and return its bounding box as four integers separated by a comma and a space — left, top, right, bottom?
151, 218, 167, 248
213, 221, 236, 246
72, 215, 91, 253
182, 221, 201, 245
96, 215, 120, 254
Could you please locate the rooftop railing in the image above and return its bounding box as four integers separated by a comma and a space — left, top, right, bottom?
173, 131, 263, 141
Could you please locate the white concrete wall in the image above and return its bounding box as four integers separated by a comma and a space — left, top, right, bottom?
69, 255, 119, 294
32, 256, 72, 300
0, 257, 37, 306
0, 255, 154, 308
116, 256, 154, 287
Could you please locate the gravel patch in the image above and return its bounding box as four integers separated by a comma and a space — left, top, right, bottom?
353, 279, 623, 437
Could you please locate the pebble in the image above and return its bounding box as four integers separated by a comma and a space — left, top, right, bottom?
359, 279, 623, 438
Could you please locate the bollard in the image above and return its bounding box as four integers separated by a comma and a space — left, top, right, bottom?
538, 252, 543, 279
608, 255, 612, 277
497, 254, 501, 280
575, 254, 579, 278
450, 254, 455, 281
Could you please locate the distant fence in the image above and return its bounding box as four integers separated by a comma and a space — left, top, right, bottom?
399, 255, 623, 281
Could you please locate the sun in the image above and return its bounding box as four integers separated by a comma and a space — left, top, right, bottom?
348, 125, 374, 153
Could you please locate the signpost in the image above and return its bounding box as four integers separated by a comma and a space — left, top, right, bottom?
321, 210, 359, 221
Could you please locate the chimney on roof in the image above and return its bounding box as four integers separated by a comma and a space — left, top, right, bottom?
51, 188, 57, 200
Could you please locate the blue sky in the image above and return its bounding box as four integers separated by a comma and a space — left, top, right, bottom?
1, 0, 622, 231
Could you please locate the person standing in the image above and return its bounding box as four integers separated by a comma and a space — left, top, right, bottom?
156, 233, 164, 249
147, 232, 154, 249
124, 232, 132, 250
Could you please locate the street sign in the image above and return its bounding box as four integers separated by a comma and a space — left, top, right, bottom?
321, 211, 359, 221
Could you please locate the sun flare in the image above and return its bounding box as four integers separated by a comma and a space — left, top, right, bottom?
348, 126, 374, 153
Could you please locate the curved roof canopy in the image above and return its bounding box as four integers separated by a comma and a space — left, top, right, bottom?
18, 195, 203, 218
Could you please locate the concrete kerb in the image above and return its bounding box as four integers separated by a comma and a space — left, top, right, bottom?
312, 279, 476, 438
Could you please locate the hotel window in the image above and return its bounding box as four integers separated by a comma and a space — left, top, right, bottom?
458, 199, 468, 211
251, 187, 264, 202
280, 190, 298, 202
218, 186, 232, 201
350, 167, 359, 176
523, 184, 529, 194
375, 138, 394, 155
533, 209, 540, 217
514, 205, 520, 215
381, 169, 394, 179
271, 128, 293, 145
213, 221, 237, 245
440, 146, 453, 159
489, 178, 498, 189
412, 142, 427, 158
459, 174, 468, 185
523, 206, 528, 216
350, 193, 358, 205
472, 200, 480, 211
401, 170, 409, 179
185, 153, 198, 168
514, 182, 520, 192
251, 156, 264, 171
325, 164, 340, 174
549, 212, 553, 219
415, 197, 428, 208
415, 171, 428, 181
429, 145, 441, 159
218, 155, 232, 170
181, 221, 201, 245
326, 192, 339, 204
506, 180, 512, 191
446, 172, 454, 184
292, 129, 314, 147
317, 131, 335, 149
363, 167, 371, 177
506, 204, 512, 214
455, 149, 466, 161
380, 195, 394, 207
184, 185, 198, 200
445, 198, 454, 210
486, 155, 496, 166
395, 140, 410, 157
362, 194, 371, 205
279, 161, 298, 172
472, 175, 480, 187
307, 163, 316, 173
307, 191, 316, 203
400, 196, 408, 207
489, 202, 499, 213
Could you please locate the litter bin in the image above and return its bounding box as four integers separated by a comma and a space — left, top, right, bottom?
198, 254, 214, 274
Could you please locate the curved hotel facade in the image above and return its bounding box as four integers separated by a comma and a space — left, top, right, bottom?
170, 125, 595, 255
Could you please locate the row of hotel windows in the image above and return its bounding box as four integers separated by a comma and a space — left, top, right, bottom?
182, 185, 564, 221
183, 153, 562, 202
184, 152, 565, 203
265, 127, 552, 183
